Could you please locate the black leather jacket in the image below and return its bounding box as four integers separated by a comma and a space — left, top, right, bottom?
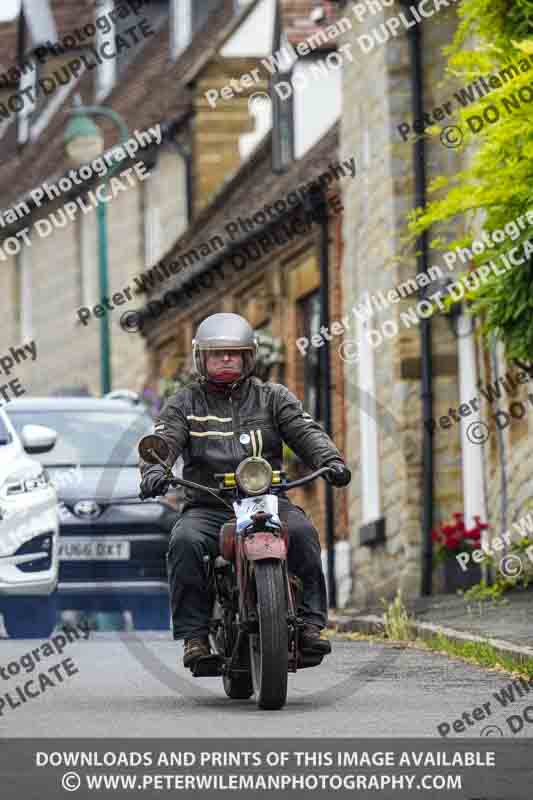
140, 376, 344, 508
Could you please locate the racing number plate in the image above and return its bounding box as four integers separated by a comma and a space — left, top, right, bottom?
233, 495, 280, 531
57, 537, 131, 561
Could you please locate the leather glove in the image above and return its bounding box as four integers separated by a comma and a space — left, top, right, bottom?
140, 465, 171, 499
325, 461, 351, 487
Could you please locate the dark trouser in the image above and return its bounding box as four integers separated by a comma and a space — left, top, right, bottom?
166, 498, 328, 640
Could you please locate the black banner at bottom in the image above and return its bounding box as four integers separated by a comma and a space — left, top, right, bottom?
0, 738, 531, 799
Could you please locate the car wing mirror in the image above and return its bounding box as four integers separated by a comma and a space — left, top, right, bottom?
21, 424, 57, 455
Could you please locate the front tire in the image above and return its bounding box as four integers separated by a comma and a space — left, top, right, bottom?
2, 594, 58, 639
249, 560, 288, 710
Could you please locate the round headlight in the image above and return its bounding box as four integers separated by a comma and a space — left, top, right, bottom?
236, 457, 273, 496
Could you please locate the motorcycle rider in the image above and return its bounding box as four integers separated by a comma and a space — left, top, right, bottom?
140, 313, 351, 670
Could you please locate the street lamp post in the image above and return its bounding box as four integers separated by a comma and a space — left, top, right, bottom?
64, 105, 130, 396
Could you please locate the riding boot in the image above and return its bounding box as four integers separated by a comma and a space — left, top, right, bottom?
183, 637, 210, 668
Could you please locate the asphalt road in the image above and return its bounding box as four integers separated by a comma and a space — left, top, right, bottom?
1, 631, 530, 738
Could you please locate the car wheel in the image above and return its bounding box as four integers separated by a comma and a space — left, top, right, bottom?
132, 596, 170, 631
3, 594, 58, 639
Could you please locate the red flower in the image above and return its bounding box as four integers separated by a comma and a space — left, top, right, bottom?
441, 524, 455, 535
433, 512, 489, 555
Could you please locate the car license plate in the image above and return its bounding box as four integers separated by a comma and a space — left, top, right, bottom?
57, 537, 131, 561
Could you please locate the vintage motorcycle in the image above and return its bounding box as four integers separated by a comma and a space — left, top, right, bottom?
138, 433, 332, 710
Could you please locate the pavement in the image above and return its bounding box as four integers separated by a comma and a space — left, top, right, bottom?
329, 586, 533, 666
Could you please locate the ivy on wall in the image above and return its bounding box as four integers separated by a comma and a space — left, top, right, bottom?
407, 0, 533, 364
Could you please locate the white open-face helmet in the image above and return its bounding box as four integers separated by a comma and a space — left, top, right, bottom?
192, 313, 258, 381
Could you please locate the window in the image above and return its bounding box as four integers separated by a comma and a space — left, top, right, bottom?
357, 310, 381, 525
293, 53, 342, 159
15, 245, 32, 343
255, 323, 283, 382
17, 59, 37, 145
170, 0, 224, 59
299, 291, 323, 420
21, 0, 56, 43
192, 0, 225, 35
143, 161, 162, 267
170, 0, 191, 58
0, 0, 21, 23
114, 0, 167, 73
7, 410, 153, 467
95, 0, 117, 101
271, 71, 294, 172
77, 213, 96, 307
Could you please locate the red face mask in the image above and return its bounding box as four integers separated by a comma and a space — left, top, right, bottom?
209, 367, 242, 383
205, 351, 244, 385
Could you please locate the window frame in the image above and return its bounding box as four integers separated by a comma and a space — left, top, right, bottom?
94, 0, 117, 102
170, 0, 192, 59
15, 243, 32, 344
298, 290, 323, 421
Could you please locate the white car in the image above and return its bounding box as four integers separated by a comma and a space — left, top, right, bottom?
0, 408, 60, 638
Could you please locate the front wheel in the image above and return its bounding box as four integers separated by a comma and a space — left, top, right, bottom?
249, 560, 288, 710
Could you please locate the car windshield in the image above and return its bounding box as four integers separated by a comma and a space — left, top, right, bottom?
0, 414, 11, 445
6, 410, 153, 467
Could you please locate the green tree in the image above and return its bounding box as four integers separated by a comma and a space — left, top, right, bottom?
407, 0, 533, 365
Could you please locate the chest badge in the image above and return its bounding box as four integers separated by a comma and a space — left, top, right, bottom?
239, 433, 251, 445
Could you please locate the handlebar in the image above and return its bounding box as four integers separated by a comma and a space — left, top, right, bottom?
139, 441, 334, 502
165, 465, 331, 496
281, 465, 331, 490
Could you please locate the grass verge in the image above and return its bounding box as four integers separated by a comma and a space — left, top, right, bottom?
329, 627, 533, 679
417, 632, 533, 680
328, 590, 533, 680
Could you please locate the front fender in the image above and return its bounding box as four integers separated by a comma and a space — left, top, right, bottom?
243, 532, 287, 561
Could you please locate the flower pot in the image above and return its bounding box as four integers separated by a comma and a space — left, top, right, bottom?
444, 558, 482, 593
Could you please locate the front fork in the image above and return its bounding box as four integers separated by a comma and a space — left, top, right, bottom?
240, 546, 303, 674
287, 573, 303, 672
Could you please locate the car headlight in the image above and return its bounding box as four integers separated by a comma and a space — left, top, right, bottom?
1, 467, 50, 497
236, 457, 273, 496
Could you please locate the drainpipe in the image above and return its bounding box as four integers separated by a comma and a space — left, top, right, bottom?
16, 5, 26, 153
96, 201, 111, 395
399, 0, 434, 595
317, 190, 336, 608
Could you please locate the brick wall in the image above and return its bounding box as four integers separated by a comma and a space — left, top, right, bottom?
0, 145, 186, 398
340, 6, 466, 605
